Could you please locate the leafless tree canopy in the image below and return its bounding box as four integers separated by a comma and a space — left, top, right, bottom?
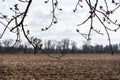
0, 0, 120, 57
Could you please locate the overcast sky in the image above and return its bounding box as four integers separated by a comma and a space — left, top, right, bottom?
0, 0, 120, 46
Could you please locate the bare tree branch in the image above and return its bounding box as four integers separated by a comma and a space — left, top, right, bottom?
75, 0, 120, 55
0, 0, 120, 56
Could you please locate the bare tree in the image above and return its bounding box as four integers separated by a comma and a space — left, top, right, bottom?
30, 37, 42, 54
2, 39, 14, 47
44, 40, 56, 52
0, 0, 120, 56
71, 41, 77, 53
61, 39, 70, 53
44, 40, 53, 53
94, 45, 103, 53
0, 41, 2, 51
56, 41, 62, 53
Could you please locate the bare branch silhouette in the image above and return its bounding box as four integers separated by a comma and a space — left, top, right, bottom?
0, 0, 120, 57
41, 0, 62, 31
75, 0, 120, 55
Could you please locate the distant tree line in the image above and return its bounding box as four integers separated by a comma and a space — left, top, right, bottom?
0, 38, 120, 54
